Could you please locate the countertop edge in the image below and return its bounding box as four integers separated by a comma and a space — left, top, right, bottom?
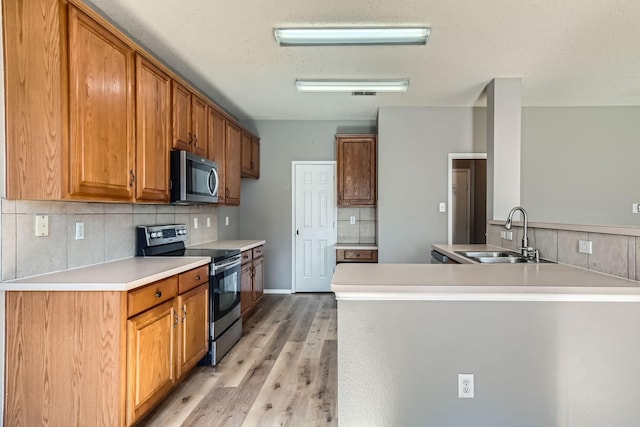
1, 257, 211, 292
189, 239, 266, 252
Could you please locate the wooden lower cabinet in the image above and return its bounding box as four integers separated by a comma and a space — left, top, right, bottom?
240, 246, 265, 318
4, 266, 209, 427
178, 284, 209, 377
126, 299, 178, 424
336, 249, 378, 264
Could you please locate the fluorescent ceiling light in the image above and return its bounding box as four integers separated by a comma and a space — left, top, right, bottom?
296, 79, 409, 93
274, 27, 430, 46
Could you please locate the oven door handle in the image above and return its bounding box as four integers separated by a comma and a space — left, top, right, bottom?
212, 257, 241, 273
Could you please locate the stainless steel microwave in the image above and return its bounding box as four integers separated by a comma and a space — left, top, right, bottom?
170, 150, 219, 204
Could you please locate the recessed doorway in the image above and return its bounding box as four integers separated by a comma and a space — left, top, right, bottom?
448, 153, 487, 244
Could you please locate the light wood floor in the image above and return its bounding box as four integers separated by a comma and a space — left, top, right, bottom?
138, 294, 337, 427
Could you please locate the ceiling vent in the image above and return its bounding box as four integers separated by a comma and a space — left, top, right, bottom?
352, 91, 377, 96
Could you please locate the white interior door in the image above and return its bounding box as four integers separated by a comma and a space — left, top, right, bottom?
452, 169, 471, 244
293, 163, 336, 292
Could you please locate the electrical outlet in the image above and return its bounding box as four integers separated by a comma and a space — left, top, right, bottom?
349, 215, 356, 225
75, 222, 85, 240
225, 216, 229, 226
579, 240, 592, 254
193, 217, 199, 229
207, 217, 211, 227
458, 374, 474, 398
35, 215, 49, 237
439, 202, 446, 213
501, 231, 513, 240
633, 203, 639, 214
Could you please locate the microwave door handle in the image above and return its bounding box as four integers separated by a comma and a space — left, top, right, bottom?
208, 168, 219, 196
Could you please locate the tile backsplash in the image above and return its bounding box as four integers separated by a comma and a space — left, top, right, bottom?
337, 207, 377, 244
488, 223, 640, 281
1, 199, 218, 281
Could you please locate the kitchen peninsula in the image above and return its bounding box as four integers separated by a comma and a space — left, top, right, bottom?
332, 261, 640, 427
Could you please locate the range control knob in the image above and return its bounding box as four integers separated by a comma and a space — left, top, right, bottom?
150, 232, 159, 238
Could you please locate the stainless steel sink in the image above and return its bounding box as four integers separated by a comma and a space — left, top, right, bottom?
455, 250, 521, 258
455, 250, 556, 264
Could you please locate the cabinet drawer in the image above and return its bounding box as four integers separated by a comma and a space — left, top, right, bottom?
337, 249, 378, 263
128, 276, 178, 318
178, 265, 209, 294
252, 245, 264, 259
241, 249, 252, 265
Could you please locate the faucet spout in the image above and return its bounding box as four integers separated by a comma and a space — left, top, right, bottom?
505, 207, 530, 258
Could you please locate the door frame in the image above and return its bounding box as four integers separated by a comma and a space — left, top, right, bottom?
291, 161, 337, 293
452, 168, 472, 244
447, 153, 486, 244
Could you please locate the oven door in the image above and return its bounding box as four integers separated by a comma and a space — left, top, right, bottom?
211, 255, 242, 322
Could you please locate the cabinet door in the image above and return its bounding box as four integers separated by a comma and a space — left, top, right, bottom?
191, 95, 208, 157
240, 262, 253, 317
252, 256, 264, 305
208, 107, 226, 204
225, 121, 242, 206
135, 55, 171, 203
241, 131, 253, 176
126, 299, 177, 425
337, 135, 377, 206
178, 284, 209, 378
251, 136, 260, 178
172, 81, 191, 151
68, 6, 134, 201
4, 0, 65, 200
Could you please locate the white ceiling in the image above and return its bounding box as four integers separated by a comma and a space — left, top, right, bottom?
86, 0, 640, 121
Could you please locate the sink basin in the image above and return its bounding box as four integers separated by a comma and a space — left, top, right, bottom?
455, 250, 521, 258
454, 250, 556, 264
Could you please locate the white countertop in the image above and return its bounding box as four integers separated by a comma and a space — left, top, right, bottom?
332, 256, 640, 302
1, 257, 211, 291
189, 239, 265, 252
335, 244, 378, 250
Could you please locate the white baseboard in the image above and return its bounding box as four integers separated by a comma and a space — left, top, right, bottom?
264, 289, 292, 295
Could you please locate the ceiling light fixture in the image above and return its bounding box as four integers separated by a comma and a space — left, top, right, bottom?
296, 79, 409, 93
274, 27, 430, 46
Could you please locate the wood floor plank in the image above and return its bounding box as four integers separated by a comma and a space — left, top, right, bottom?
139, 294, 338, 427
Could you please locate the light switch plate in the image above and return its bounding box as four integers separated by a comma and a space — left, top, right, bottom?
207, 217, 211, 227
35, 215, 49, 237
75, 222, 85, 240
633, 203, 639, 214
439, 202, 446, 213
193, 217, 199, 229
225, 216, 229, 226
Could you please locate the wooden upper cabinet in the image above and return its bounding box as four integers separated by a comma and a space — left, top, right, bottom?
241, 131, 260, 179
191, 95, 208, 157
135, 55, 171, 203
336, 134, 377, 207
3, 0, 66, 200
241, 131, 252, 176
251, 136, 261, 178
225, 121, 242, 206
68, 5, 135, 201
172, 81, 192, 151
208, 106, 227, 204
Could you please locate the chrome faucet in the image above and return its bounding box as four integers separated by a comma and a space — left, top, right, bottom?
504, 206, 538, 260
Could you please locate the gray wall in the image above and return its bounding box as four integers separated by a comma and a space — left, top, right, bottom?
377, 107, 487, 263
521, 107, 640, 226
238, 120, 375, 291
338, 299, 640, 427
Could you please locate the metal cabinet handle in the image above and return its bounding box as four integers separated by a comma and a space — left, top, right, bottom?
195, 275, 200, 281
129, 170, 135, 187
188, 132, 193, 145
173, 309, 178, 328
155, 291, 162, 298
193, 134, 198, 147
182, 305, 187, 323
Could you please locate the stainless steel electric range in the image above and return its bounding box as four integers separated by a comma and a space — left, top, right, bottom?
136, 224, 242, 365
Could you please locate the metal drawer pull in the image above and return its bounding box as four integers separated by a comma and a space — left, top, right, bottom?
155, 291, 162, 298
195, 275, 200, 281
